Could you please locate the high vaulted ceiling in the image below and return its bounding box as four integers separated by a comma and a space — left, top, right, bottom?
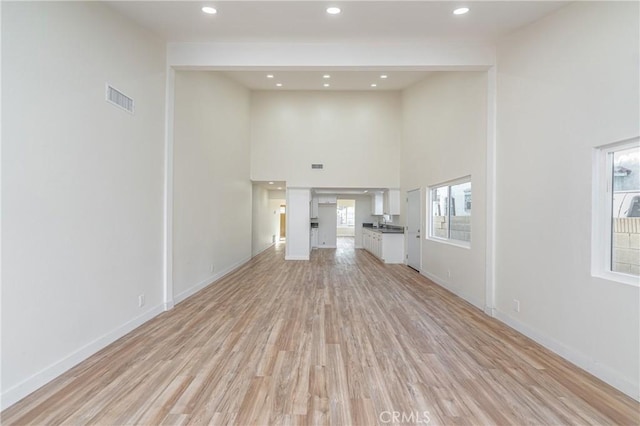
108, 1, 567, 44
107, 1, 567, 91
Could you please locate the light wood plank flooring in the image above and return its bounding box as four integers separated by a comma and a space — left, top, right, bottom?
3, 244, 639, 425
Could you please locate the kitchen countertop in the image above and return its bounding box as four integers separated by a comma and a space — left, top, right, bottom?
363, 225, 404, 234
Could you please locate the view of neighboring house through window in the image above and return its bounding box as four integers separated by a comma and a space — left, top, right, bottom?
431, 186, 449, 239
429, 177, 471, 245
611, 143, 640, 276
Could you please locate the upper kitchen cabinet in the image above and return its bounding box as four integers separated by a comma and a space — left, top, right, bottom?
371, 192, 383, 215
311, 195, 336, 218
383, 189, 401, 216
317, 195, 337, 204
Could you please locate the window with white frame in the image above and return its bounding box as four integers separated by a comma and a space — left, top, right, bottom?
336, 204, 355, 227
593, 138, 640, 283
429, 177, 471, 245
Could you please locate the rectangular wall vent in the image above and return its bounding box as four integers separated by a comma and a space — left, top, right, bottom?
106, 84, 134, 114
311, 164, 324, 170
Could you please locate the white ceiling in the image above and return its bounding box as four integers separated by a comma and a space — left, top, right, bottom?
314, 188, 384, 195
252, 182, 384, 195
107, 1, 567, 91
108, 1, 567, 44
221, 70, 432, 91
254, 180, 286, 191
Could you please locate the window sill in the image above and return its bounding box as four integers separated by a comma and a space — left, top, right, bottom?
592, 270, 639, 287
426, 236, 471, 250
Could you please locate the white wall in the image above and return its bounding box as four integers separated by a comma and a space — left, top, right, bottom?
172, 71, 251, 303
317, 204, 338, 248
285, 188, 311, 260
1, 2, 165, 408
250, 91, 402, 188
269, 190, 286, 200
252, 185, 279, 256
401, 72, 488, 309
167, 41, 496, 70
496, 1, 639, 399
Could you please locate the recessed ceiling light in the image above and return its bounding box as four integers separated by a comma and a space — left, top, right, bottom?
370, 83, 377, 87
380, 75, 388, 79
276, 83, 283, 87
453, 7, 469, 15
269, 181, 274, 184
266, 74, 274, 79
323, 74, 331, 79
323, 83, 330, 87
277, 187, 282, 190
326, 7, 341, 15
364, 190, 368, 193
201, 6, 217, 14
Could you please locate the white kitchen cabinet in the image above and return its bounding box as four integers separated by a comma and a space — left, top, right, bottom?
362, 228, 404, 263
373, 233, 381, 258
380, 233, 404, 263
310, 197, 319, 218
363, 229, 371, 251
383, 189, 401, 216
317, 195, 337, 204
371, 193, 383, 215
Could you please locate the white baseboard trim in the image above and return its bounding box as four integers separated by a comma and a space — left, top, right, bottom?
285, 255, 310, 260
173, 256, 251, 305
252, 242, 275, 258
0, 303, 165, 410
2, 255, 256, 411
421, 270, 484, 310
494, 310, 640, 401
421, 269, 639, 400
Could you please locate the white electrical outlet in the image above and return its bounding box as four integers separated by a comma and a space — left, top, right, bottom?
513, 299, 520, 313
138, 294, 145, 308
447, 269, 451, 278
209, 264, 214, 273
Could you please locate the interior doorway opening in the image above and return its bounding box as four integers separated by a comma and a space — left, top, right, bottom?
279, 204, 286, 241
337, 199, 356, 251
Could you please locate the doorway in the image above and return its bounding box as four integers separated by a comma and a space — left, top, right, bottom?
279, 205, 286, 240
337, 199, 355, 250
407, 189, 421, 271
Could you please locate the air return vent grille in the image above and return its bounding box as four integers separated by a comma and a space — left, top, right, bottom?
311, 164, 324, 170
106, 84, 134, 114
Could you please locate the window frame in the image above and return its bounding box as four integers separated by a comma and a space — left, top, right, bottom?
336, 204, 355, 227
592, 137, 640, 286
427, 176, 472, 249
